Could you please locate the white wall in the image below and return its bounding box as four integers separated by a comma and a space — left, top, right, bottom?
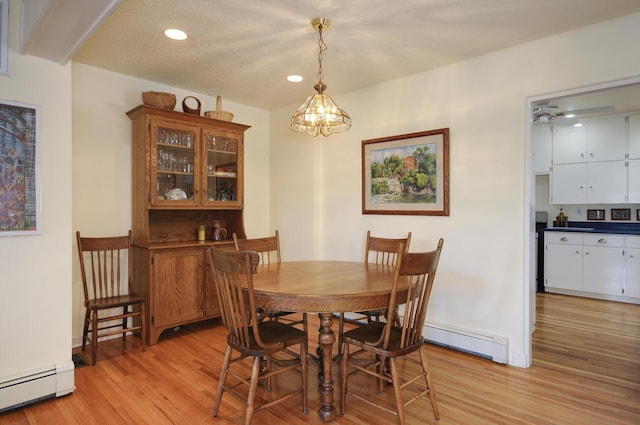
70, 63, 270, 343
270, 12, 640, 367
6, 7, 638, 376
0, 1, 73, 379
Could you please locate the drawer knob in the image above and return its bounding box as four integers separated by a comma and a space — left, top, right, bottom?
560, 237, 568, 242
598, 238, 606, 244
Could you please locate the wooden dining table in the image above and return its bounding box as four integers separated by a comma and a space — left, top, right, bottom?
251, 260, 405, 422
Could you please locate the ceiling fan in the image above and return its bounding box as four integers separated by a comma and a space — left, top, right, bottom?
532, 103, 615, 125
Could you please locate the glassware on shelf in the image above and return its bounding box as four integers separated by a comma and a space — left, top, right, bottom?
207, 135, 217, 150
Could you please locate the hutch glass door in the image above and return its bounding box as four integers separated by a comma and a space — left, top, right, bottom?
153, 123, 197, 205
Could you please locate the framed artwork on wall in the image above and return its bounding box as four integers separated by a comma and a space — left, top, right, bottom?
362, 128, 450, 216
611, 208, 631, 221
0, 99, 41, 235
587, 209, 605, 221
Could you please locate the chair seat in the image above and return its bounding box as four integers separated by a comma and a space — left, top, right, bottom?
86, 294, 145, 310
267, 309, 296, 318
343, 322, 422, 357
228, 320, 307, 357
354, 308, 386, 317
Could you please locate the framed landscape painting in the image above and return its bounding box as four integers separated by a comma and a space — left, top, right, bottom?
0, 99, 40, 235
362, 128, 449, 216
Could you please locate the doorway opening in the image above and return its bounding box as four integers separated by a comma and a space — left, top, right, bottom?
525, 76, 640, 366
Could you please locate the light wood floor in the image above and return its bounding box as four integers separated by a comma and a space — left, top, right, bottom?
2, 293, 639, 424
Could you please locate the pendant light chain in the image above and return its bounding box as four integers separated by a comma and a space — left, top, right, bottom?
317, 23, 327, 83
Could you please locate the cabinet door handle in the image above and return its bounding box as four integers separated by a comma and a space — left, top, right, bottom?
598, 238, 607, 244
630, 254, 635, 258
589, 153, 594, 157
560, 237, 568, 241
580, 153, 584, 158
576, 250, 581, 254
585, 251, 590, 255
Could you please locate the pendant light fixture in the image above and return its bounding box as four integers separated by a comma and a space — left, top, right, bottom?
290, 18, 351, 137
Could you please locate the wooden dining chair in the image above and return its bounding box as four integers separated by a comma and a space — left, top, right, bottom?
233, 230, 307, 333
337, 231, 412, 355
209, 247, 308, 425
340, 238, 444, 424
76, 230, 146, 365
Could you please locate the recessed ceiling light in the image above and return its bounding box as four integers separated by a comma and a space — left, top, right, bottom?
287, 75, 303, 83
164, 29, 187, 40
564, 113, 576, 118
573, 121, 583, 127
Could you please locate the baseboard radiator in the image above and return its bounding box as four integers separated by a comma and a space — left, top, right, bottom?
0, 361, 75, 412
342, 313, 508, 364
423, 322, 509, 364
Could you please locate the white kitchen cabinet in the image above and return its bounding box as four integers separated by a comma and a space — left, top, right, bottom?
586, 115, 627, 162
532, 124, 551, 174
550, 114, 630, 204
586, 161, 627, 203
551, 161, 626, 204
552, 125, 587, 164
550, 163, 586, 204
625, 236, 640, 299
629, 113, 640, 159
582, 234, 624, 296
629, 159, 640, 203
545, 232, 583, 291
546, 231, 640, 304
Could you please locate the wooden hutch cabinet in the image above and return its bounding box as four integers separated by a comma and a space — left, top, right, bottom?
127, 105, 250, 345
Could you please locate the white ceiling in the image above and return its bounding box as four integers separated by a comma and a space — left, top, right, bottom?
21, 0, 640, 111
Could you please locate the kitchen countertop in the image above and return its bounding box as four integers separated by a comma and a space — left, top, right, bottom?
544, 221, 640, 235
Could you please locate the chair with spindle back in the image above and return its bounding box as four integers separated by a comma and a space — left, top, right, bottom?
337, 231, 412, 355
340, 238, 444, 424
233, 230, 307, 333
209, 247, 308, 424
76, 230, 146, 365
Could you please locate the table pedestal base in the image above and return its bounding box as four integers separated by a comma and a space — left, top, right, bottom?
317, 312, 337, 421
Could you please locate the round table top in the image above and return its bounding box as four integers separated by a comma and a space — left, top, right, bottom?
251, 260, 403, 313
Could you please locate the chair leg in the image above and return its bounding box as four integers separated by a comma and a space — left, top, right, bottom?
139, 302, 146, 352
419, 347, 439, 420
377, 355, 385, 393
339, 343, 349, 416
82, 308, 90, 351
213, 345, 232, 417
301, 340, 308, 414
122, 306, 128, 341
337, 313, 343, 355
265, 355, 272, 392
245, 356, 261, 425
91, 310, 99, 365
389, 358, 405, 425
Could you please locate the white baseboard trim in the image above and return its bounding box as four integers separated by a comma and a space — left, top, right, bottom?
423, 322, 509, 364
0, 360, 75, 412
342, 313, 509, 364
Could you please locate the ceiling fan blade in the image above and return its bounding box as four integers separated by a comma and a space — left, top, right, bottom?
550, 116, 578, 126
560, 105, 615, 116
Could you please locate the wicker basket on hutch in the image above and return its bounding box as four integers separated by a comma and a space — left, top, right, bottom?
141, 91, 176, 110
205, 96, 234, 122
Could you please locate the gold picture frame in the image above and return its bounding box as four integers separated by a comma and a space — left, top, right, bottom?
362, 128, 449, 216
